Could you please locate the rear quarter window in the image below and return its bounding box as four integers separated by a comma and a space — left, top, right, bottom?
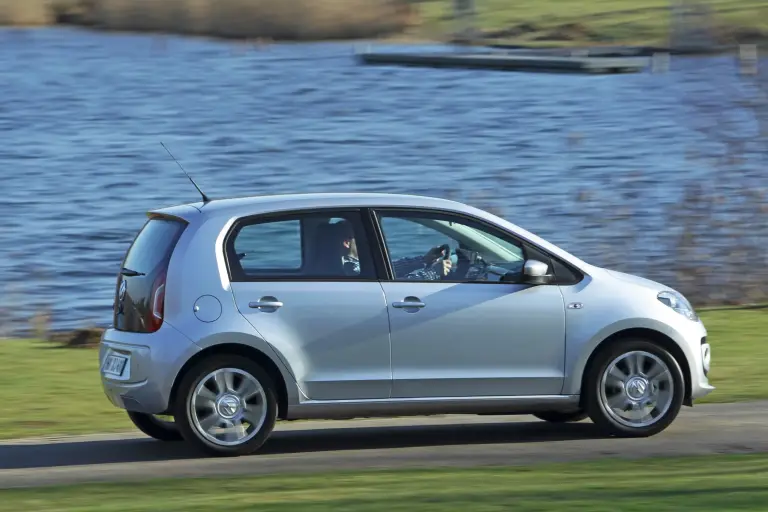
123, 218, 187, 273
114, 217, 186, 333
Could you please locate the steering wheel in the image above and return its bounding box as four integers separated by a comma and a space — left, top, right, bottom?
446, 246, 485, 280
424, 244, 452, 265
438, 244, 451, 261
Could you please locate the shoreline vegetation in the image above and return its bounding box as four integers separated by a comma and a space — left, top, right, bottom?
0, 1, 766, 49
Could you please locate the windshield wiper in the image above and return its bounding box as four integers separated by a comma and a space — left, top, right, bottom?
120, 267, 145, 277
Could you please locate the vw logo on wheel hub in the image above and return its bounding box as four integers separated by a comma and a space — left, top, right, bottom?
626, 377, 649, 400
216, 395, 242, 419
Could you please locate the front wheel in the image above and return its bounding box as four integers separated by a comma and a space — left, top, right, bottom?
584, 339, 685, 437
126, 411, 183, 441
174, 355, 278, 457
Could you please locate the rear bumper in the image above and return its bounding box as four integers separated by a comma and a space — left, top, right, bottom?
99, 322, 200, 414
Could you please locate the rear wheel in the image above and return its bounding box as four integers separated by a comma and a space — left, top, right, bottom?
533, 410, 589, 423
174, 354, 278, 457
126, 411, 183, 441
584, 339, 685, 437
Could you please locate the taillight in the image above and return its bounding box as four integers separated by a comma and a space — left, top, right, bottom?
148, 273, 166, 332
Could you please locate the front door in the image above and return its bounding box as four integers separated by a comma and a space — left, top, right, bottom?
227, 209, 391, 401
373, 208, 567, 398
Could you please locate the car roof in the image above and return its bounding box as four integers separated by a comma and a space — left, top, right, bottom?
151, 192, 473, 220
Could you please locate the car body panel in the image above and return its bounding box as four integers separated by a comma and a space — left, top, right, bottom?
99, 321, 200, 414
381, 281, 567, 398
559, 267, 711, 399
231, 280, 392, 400
131, 211, 303, 409
189, 327, 303, 406
285, 394, 582, 420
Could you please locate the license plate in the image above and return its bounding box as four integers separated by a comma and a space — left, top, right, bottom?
102, 354, 128, 377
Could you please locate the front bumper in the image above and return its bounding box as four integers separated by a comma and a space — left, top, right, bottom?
99, 322, 200, 414
685, 321, 715, 403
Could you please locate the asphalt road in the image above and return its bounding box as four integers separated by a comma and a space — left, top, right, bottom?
1, 401, 766, 489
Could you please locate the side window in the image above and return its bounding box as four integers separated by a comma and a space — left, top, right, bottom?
376, 210, 527, 283
234, 220, 302, 274
380, 217, 454, 262
228, 211, 376, 281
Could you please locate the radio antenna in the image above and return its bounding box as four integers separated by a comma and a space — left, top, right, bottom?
160, 142, 211, 204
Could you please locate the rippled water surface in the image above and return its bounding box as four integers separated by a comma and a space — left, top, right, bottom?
0, 28, 761, 335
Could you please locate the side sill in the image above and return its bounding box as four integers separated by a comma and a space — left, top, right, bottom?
285, 395, 580, 420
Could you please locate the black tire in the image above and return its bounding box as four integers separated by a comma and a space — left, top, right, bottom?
173, 354, 278, 457
584, 338, 685, 438
533, 410, 589, 423
126, 411, 183, 442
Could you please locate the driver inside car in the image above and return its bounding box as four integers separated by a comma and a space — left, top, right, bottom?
328, 220, 452, 280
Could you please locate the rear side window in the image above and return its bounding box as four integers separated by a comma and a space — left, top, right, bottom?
123, 218, 186, 274
227, 211, 376, 281
114, 217, 186, 333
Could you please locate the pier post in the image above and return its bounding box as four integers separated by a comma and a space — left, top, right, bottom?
451, 0, 478, 45
738, 44, 758, 76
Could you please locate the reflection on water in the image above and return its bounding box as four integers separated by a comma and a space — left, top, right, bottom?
0, 27, 765, 335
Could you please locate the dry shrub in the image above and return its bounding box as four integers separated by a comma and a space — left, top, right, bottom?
0, 0, 53, 25
49, 327, 105, 348
0, 0, 415, 40
30, 309, 52, 341
89, 0, 413, 40
533, 23, 597, 42
90, 0, 207, 34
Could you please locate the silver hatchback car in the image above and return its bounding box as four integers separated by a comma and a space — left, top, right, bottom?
100, 192, 714, 456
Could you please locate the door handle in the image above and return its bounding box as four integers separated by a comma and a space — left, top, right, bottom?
249, 297, 283, 311
392, 297, 426, 309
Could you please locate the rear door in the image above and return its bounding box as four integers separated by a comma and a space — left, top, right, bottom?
114, 216, 187, 333
226, 209, 392, 401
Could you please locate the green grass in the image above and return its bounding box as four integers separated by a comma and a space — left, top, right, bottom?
0, 341, 135, 439
416, 0, 768, 46
1, 453, 767, 510
0, 307, 765, 440
694, 307, 768, 403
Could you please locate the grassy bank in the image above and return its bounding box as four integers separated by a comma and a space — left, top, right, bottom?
1, 453, 767, 510
1, 0, 766, 46
0, 307, 765, 440
419, 0, 768, 46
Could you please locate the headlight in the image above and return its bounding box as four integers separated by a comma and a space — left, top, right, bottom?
658, 291, 698, 321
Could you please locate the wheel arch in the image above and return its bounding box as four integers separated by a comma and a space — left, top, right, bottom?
168, 343, 293, 419
576, 327, 692, 407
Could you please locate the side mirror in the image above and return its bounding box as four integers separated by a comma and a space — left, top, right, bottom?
522, 259, 553, 285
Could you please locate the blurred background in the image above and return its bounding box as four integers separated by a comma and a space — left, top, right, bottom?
0, 0, 765, 336
0, 1, 767, 508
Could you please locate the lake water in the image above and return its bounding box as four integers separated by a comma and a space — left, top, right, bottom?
0, 27, 764, 336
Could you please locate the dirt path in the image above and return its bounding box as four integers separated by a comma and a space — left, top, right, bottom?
1, 401, 766, 489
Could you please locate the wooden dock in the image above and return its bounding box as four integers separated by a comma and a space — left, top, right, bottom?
356, 50, 650, 74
